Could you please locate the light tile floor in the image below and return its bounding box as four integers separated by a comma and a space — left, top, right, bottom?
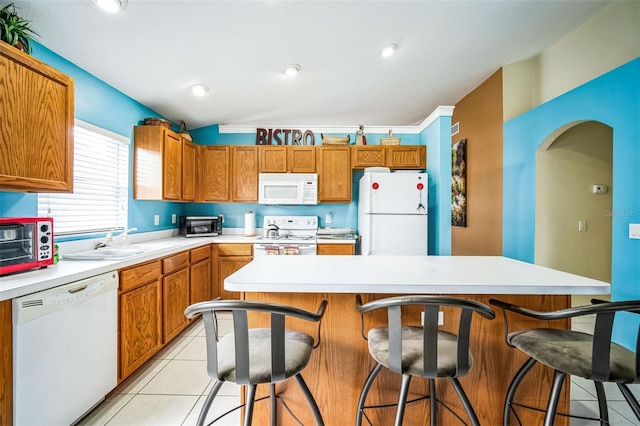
78, 313, 640, 425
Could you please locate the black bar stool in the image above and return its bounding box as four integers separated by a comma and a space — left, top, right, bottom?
184, 298, 328, 426
355, 295, 495, 426
489, 298, 640, 426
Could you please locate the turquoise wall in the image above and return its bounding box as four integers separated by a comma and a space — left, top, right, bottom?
420, 117, 452, 255
503, 57, 640, 349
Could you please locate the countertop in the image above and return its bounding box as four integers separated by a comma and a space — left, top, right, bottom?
225, 255, 611, 295
0, 232, 356, 301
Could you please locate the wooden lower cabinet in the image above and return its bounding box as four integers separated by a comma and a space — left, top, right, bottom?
118, 247, 210, 382
119, 261, 163, 381
162, 252, 191, 342
190, 245, 212, 305
317, 243, 355, 255
212, 243, 253, 300
162, 268, 190, 342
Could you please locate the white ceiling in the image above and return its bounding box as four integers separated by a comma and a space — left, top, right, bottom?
15, 0, 609, 130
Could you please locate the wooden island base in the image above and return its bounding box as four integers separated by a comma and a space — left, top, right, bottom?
243, 292, 570, 426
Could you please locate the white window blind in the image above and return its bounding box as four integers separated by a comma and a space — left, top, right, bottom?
38, 120, 130, 236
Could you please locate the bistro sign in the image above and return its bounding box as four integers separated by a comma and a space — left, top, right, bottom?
256, 128, 315, 145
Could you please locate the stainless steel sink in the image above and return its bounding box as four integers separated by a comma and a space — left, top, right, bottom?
63, 241, 180, 261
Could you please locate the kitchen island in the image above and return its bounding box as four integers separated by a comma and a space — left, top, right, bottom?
225, 256, 610, 426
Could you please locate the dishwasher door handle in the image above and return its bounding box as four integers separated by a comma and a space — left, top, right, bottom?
68, 285, 87, 294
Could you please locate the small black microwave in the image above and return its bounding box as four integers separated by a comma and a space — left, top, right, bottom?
179, 216, 222, 237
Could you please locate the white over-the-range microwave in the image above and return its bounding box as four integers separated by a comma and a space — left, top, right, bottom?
258, 173, 318, 205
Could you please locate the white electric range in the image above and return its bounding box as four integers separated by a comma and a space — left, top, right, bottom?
254, 215, 318, 256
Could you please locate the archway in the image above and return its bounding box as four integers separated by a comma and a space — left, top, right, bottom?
534, 121, 613, 306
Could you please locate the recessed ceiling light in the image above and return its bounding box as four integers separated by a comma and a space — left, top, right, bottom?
283, 64, 301, 77
190, 84, 210, 97
380, 43, 397, 58
94, 0, 128, 13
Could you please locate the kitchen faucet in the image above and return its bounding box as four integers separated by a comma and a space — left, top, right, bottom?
104, 227, 138, 247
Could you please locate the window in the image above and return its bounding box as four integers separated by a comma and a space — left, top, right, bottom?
38, 120, 130, 236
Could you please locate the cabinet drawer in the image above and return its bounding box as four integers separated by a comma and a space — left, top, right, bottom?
216, 243, 253, 256
163, 251, 190, 275
120, 260, 162, 292
190, 245, 210, 263
317, 244, 355, 255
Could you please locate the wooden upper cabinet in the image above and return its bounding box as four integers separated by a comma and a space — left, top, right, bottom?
288, 146, 316, 172
0, 42, 74, 192
134, 125, 196, 201
351, 146, 386, 169
198, 145, 230, 202
181, 138, 196, 201
163, 131, 182, 200
386, 145, 426, 169
259, 145, 316, 173
259, 146, 288, 173
317, 146, 351, 203
231, 146, 258, 202
351, 145, 426, 170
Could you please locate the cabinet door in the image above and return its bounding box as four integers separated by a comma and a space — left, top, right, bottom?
0, 43, 74, 192
199, 145, 230, 202
163, 131, 182, 200
182, 138, 196, 201
163, 268, 190, 342
288, 146, 316, 172
119, 279, 162, 380
191, 257, 212, 305
386, 146, 426, 169
259, 146, 288, 172
317, 146, 351, 203
317, 244, 355, 255
217, 256, 252, 300
231, 146, 258, 202
351, 146, 385, 169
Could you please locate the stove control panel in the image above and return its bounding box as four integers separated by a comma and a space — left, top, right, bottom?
263, 215, 318, 230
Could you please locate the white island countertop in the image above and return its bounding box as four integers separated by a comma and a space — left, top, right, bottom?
226, 255, 611, 295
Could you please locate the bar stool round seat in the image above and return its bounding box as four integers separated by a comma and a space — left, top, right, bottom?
509, 328, 636, 382
367, 326, 470, 377
217, 328, 314, 383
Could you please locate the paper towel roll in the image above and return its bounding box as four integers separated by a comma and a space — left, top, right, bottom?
244, 211, 256, 236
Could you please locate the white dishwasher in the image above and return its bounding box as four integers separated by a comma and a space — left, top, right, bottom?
13, 271, 118, 425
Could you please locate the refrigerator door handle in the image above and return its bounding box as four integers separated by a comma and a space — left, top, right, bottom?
367, 216, 374, 255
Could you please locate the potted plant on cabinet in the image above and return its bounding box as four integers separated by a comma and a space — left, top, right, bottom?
0, 2, 38, 54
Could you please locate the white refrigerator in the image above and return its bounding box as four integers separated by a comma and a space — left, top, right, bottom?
358, 171, 428, 255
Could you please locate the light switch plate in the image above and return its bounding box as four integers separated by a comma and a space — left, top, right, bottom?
630, 223, 640, 239
154, 215, 160, 226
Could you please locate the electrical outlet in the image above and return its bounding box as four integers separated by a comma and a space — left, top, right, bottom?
171, 214, 176, 224
325, 212, 332, 224
154, 215, 160, 226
